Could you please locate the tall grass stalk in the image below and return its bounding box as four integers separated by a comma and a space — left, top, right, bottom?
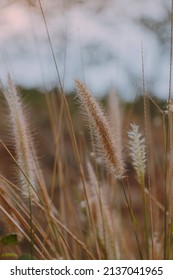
1, 78, 39, 258
141, 43, 155, 259
128, 124, 149, 258
38, 0, 101, 258
164, 0, 173, 259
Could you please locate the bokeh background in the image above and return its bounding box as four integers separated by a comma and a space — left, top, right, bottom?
0, 0, 171, 100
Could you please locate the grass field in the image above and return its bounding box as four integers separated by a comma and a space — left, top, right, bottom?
0, 79, 171, 260
0, 0, 173, 260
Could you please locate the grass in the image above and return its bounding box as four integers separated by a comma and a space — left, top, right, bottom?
0, 80, 172, 260
0, 0, 173, 260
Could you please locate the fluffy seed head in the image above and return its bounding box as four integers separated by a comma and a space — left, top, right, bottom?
128, 123, 146, 182
75, 80, 124, 179
2, 76, 38, 199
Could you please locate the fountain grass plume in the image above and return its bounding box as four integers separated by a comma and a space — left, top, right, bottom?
128, 123, 146, 183
75, 80, 124, 179
2, 76, 38, 199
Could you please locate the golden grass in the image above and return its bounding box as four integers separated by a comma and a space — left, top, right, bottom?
0, 74, 172, 260
0, 1, 173, 260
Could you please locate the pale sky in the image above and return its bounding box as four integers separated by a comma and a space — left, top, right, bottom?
0, 0, 171, 100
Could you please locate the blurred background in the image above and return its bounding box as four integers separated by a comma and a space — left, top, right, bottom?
0, 0, 171, 100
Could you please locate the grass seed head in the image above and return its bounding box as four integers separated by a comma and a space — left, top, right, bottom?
75, 80, 124, 179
